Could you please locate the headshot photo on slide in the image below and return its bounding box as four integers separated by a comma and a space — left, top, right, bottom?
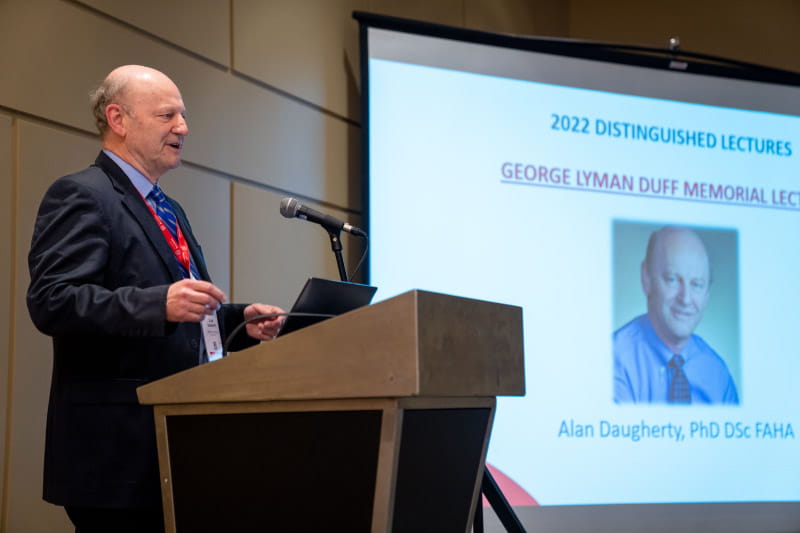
612, 220, 741, 406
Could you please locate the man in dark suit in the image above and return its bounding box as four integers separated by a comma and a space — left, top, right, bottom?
27, 65, 285, 532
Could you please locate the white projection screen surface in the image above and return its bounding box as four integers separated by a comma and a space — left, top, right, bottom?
357, 12, 800, 533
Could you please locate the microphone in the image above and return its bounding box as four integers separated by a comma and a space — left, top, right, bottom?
280, 197, 367, 237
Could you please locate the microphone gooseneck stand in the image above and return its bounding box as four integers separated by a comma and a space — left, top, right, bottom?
326, 229, 349, 282
473, 467, 527, 532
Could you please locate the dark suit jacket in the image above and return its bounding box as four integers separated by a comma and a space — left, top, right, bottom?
27, 151, 256, 508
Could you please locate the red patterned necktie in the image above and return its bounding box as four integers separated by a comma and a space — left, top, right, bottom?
668, 354, 691, 404
148, 185, 200, 279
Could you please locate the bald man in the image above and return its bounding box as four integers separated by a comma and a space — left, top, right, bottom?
27, 66, 285, 532
613, 226, 739, 405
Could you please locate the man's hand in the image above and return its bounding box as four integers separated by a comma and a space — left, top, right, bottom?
244, 303, 286, 341
166, 279, 226, 322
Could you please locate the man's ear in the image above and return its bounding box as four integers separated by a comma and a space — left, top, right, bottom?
105, 104, 126, 137
640, 260, 651, 295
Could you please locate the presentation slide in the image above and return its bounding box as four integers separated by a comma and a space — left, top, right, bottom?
366, 31, 800, 508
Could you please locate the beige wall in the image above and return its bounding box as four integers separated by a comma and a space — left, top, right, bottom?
0, 0, 797, 531
0, 113, 11, 530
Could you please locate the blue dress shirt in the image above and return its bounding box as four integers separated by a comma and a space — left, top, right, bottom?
614, 314, 739, 405
103, 149, 155, 203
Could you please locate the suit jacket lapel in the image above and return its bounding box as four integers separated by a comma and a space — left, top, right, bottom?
93, 152, 184, 282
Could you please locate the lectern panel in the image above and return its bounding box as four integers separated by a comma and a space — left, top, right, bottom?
392, 407, 492, 533
166, 410, 382, 532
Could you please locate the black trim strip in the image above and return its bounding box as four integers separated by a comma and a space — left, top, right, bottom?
353, 10, 800, 86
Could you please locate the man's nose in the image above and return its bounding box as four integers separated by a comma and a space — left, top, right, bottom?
173, 116, 189, 136
675, 282, 690, 305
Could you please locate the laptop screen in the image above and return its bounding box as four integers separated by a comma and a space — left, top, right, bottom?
278, 278, 378, 336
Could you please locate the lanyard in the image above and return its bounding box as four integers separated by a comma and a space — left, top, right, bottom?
141, 193, 193, 275
139, 191, 222, 362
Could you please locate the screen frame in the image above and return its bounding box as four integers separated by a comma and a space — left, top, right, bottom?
354, 10, 800, 533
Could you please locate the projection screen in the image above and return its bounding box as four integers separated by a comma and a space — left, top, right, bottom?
356, 11, 800, 533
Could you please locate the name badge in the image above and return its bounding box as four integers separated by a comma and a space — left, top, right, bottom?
201, 312, 224, 362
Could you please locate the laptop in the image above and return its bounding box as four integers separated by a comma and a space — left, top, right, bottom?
278, 277, 378, 337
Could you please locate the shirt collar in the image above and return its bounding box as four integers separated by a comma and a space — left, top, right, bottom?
103, 149, 156, 198
641, 314, 696, 364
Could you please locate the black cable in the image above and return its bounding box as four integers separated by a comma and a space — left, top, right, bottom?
350, 235, 369, 281
222, 312, 336, 355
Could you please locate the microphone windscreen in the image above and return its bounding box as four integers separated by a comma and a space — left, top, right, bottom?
279, 197, 300, 218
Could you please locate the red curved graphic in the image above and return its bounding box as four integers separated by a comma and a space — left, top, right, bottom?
482, 463, 538, 506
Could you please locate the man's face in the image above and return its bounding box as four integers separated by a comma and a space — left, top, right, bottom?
642, 229, 710, 350
120, 74, 188, 181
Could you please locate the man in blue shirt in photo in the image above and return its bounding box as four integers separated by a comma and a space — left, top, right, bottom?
614, 226, 739, 405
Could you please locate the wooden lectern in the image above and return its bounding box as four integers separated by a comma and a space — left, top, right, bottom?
137, 289, 524, 532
